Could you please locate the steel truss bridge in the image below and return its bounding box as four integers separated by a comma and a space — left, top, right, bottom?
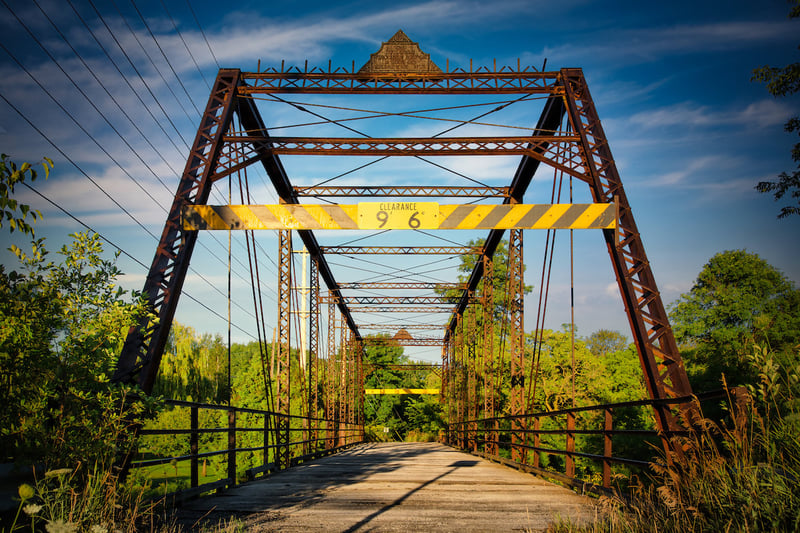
113, 31, 717, 500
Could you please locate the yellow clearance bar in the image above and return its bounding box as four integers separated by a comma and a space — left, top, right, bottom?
182, 203, 616, 231
364, 388, 440, 395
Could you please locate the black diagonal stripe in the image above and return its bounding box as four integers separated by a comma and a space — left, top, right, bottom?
553, 204, 587, 228
515, 204, 552, 228
439, 205, 475, 229
248, 206, 282, 229
214, 206, 244, 229
476, 205, 513, 229
590, 205, 616, 228
288, 205, 322, 229
326, 205, 358, 229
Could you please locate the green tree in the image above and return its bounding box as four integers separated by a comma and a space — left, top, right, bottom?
0, 157, 153, 470
0, 153, 51, 235
152, 322, 230, 403
752, 0, 800, 218
585, 329, 628, 358
669, 250, 800, 389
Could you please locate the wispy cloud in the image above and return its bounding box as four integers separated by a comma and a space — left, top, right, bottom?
628, 99, 791, 130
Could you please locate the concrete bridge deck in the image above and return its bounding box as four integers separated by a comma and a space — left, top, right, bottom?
176, 442, 598, 532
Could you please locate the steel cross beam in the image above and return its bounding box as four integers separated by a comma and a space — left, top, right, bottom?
234, 79, 362, 341
320, 246, 481, 255
348, 306, 457, 313
294, 186, 508, 198
320, 295, 466, 305
239, 68, 561, 94
224, 135, 578, 157
362, 337, 445, 347
357, 324, 445, 330
337, 282, 465, 290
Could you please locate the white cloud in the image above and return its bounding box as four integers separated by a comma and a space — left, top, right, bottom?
628, 99, 790, 130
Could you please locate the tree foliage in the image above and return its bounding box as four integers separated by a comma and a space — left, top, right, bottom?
669, 250, 800, 388
0, 156, 153, 471
752, 0, 800, 218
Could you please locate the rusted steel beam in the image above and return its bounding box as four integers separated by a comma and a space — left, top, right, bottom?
320, 295, 463, 305
357, 324, 444, 330
239, 68, 560, 94
337, 282, 465, 290
362, 337, 445, 347
560, 69, 692, 434
276, 230, 291, 468
364, 363, 442, 371
348, 306, 456, 313
508, 229, 526, 463
112, 70, 241, 391
295, 186, 509, 198
320, 246, 480, 255
224, 135, 579, 157
482, 255, 498, 455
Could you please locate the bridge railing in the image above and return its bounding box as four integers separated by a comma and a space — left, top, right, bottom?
130, 399, 363, 500
447, 389, 741, 494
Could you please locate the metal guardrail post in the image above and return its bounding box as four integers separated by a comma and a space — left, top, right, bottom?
228, 409, 237, 486
190, 406, 199, 488
604, 407, 613, 488
566, 412, 575, 478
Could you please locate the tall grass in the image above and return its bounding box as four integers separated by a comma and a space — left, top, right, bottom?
548, 388, 800, 532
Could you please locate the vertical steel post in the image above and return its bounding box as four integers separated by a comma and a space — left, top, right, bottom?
190, 406, 199, 488
604, 407, 613, 488
509, 229, 526, 464
227, 409, 237, 486
482, 255, 497, 456
326, 301, 337, 450
467, 299, 477, 452
566, 412, 575, 479
277, 230, 292, 468
308, 258, 320, 453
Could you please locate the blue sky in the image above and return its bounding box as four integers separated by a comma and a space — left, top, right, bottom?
0, 0, 798, 361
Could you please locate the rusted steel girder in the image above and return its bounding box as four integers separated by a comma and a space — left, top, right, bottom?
294, 186, 508, 198
348, 306, 457, 313
276, 230, 291, 468
560, 69, 692, 433
320, 295, 466, 305
362, 337, 445, 347
320, 247, 481, 255
308, 257, 320, 450
338, 282, 465, 291
467, 300, 478, 452
482, 255, 498, 455
224, 135, 578, 157
508, 229, 526, 463
325, 302, 337, 450
112, 70, 241, 391
239, 68, 560, 94
356, 324, 444, 330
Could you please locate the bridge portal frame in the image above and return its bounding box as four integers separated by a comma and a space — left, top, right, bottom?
113, 48, 693, 471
